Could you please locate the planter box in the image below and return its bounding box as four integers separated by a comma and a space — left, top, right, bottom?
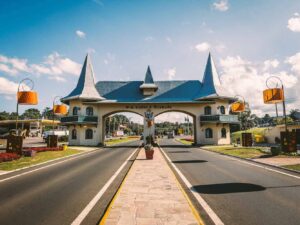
145, 150, 154, 160
22, 150, 37, 157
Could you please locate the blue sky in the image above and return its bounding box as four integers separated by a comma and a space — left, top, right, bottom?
0, 0, 300, 121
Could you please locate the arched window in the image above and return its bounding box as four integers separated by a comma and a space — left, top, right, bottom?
204, 106, 212, 115
73, 107, 79, 116
86, 107, 93, 116
205, 128, 213, 138
85, 129, 93, 139
71, 129, 77, 139
221, 128, 227, 138
220, 106, 225, 114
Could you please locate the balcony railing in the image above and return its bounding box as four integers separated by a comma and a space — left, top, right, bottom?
60, 115, 98, 124
200, 115, 239, 124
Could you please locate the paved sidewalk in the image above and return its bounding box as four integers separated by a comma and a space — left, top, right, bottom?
253, 157, 300, 166
104, 147, 199, 225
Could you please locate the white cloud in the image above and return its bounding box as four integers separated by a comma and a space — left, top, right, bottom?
213, 0, 229, 12
166, 68, 176, 80
166, 37, 173, 43
263, 59, 279, 71
0, 77, 20, 95
87, 48, 96, 54
0, 52, 81, 82
285, 52, 300, 74
145, 36, 154, 42
287, 13, 300, 32
219, 55, 299, 116
195, 42, 210, 52
76, 30, 86, 38
155, 112, 193, 123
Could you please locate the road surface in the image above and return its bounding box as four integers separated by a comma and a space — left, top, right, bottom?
0, 141, 141, 225
160, 138, 300, 225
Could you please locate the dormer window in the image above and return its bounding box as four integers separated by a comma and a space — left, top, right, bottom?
140, 66, 158, 96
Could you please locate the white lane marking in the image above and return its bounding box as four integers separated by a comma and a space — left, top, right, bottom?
160, 146, 224, 225
0, 149, 100, 183
71, 147, 139, 225
208, 150, 300, 180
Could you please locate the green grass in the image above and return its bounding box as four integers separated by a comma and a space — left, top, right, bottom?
231, 127, 267, 143
282, 164, 300, 171
105, 137, 139, 146
202, 145, 268, 159
0, 148, 81, 171
176, 139, 194, 145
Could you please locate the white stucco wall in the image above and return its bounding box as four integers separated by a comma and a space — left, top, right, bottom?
66, 100, 233, 146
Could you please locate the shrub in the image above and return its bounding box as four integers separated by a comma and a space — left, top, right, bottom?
0, 153, 21, 162
270, 146, 281, 156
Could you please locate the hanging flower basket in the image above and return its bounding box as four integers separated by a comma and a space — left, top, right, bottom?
17, 91, 38, 105
54, 104, 68, 115
231, 101, 245, 112
263, 88, 284, 104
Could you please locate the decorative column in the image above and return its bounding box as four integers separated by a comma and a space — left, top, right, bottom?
144, 109, 155, 144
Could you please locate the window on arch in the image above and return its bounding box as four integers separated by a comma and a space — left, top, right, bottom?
220, 106, 226, 114
205, 128, 213, 138
221, 128, 227, 138
73, 107, 79, 116
72, 129, 77, 139
204, 106, 212, 115
86, 107, 94, 116
85, 129, 93, 139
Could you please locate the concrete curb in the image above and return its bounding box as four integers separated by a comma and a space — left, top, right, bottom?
200, 148, 300, 176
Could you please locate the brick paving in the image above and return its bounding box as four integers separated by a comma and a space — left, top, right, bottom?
104, 147, 199, 225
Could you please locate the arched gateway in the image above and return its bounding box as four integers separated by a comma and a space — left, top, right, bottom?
61, 53, 239, 146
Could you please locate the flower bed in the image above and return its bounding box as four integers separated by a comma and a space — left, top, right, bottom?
22, 146, 63, 153
0, 153, 21, 162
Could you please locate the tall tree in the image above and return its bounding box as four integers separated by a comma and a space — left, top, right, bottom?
22, 108, 41, 119
290, 109, 300, 121
0, 111, 10, 120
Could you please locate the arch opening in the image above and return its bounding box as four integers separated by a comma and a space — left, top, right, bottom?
102, 111, 144, 145
154, 111, 196, 146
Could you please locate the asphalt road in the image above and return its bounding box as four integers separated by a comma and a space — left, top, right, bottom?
0, 141, 141, 225
160, 138, 300, 225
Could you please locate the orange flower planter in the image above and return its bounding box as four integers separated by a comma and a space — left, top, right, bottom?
263, 88, 284, 104
231, 102, 245, 112
54, 104, 68, 115
17, 91, 38, 105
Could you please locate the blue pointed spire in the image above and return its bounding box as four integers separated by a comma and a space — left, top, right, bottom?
61, 54, 104, 103
144, 66, 154, 84
201, 52, 221, 96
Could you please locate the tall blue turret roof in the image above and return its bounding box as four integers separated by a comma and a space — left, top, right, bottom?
144, 66, 154, 84
62, 53, 233, 104
61, 54, 104, 103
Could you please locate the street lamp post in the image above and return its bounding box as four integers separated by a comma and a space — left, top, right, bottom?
16, 78, 38, 135
264, 76, 287, 133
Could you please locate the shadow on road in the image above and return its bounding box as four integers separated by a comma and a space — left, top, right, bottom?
172, 160, 208, 164
160, 145, 191, 148
105, 145, 140, 148
167, 151, 191, 153
192, 183, 266, 194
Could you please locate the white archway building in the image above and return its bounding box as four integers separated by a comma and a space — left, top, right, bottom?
61, 53, 239, 146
